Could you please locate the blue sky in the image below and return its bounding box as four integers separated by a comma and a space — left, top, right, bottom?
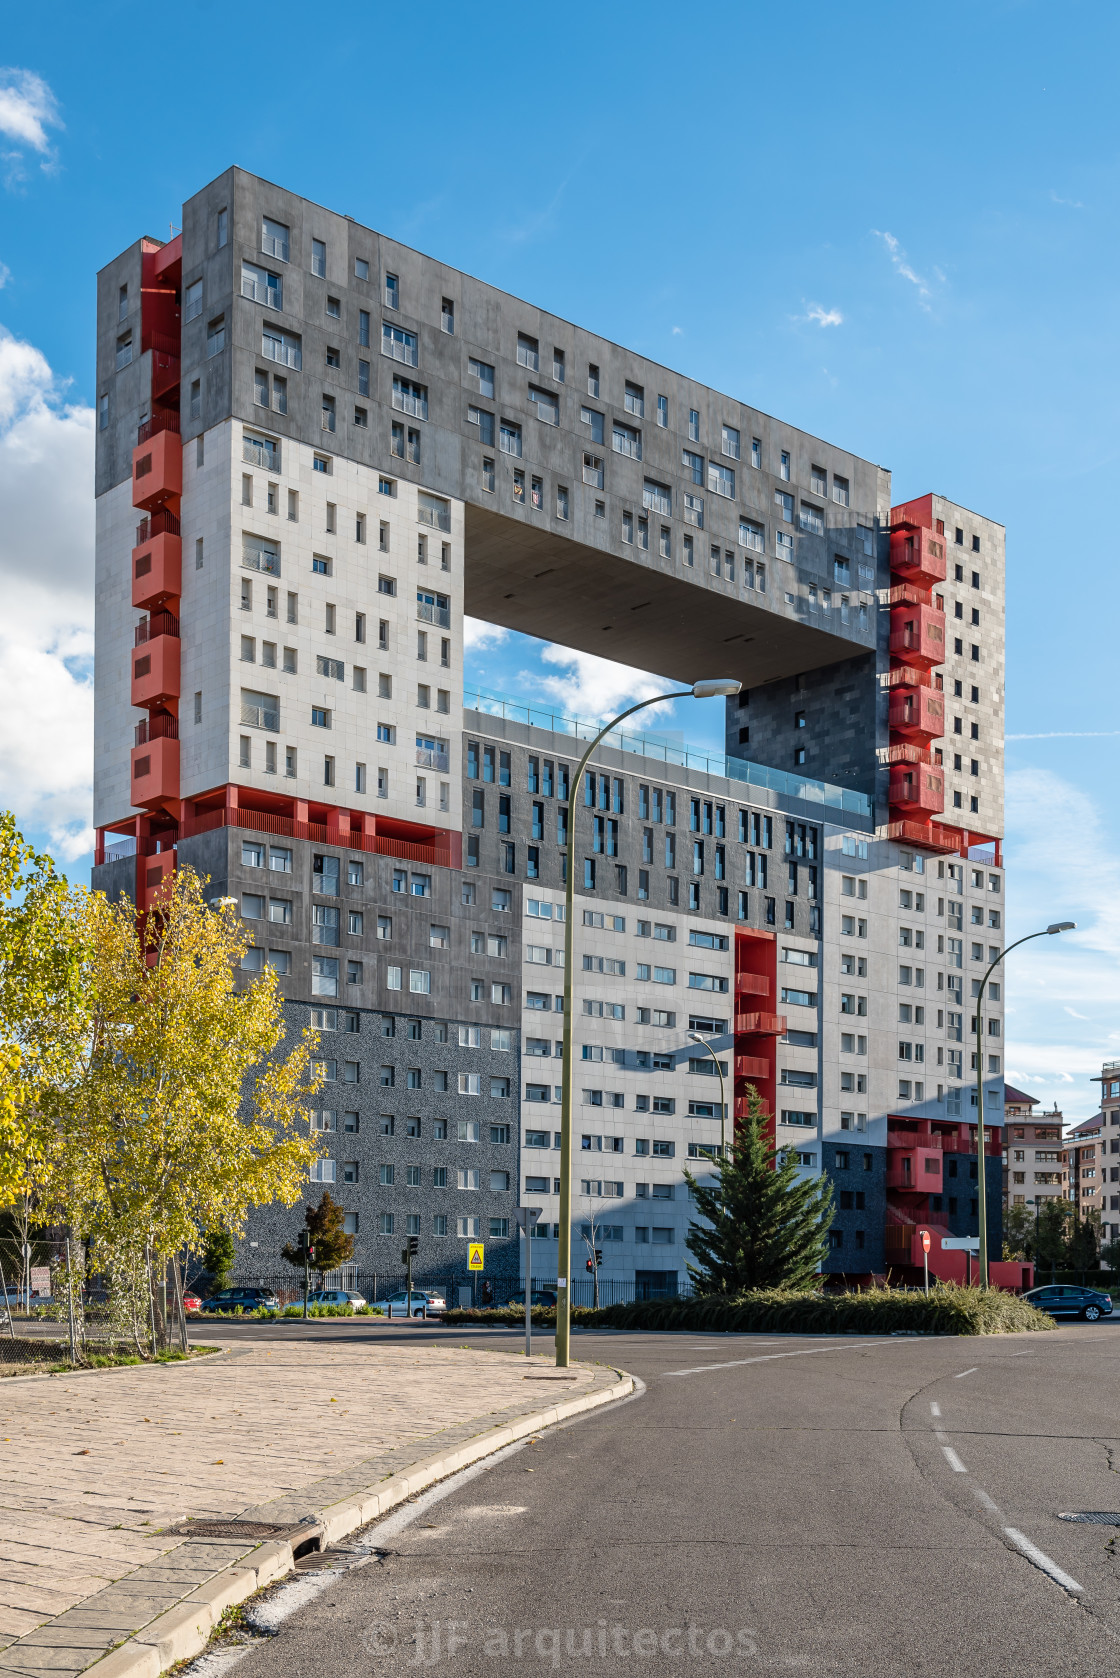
0, 0, 1117, 1117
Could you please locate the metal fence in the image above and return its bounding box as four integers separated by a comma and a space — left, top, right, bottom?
224, 1271, 694, 1311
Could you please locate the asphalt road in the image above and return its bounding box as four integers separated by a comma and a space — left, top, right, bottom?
189, 1318, 1120, 1676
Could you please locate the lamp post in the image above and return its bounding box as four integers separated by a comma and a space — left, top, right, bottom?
687, 1032, 728, 1161
555, 678, 741, 1367
975, 920, 1075, 1287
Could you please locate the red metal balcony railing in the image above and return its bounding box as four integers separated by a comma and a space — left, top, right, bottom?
134, 714, 179, 747
735, 1012, 787, 1036
137, 409, 181, 445
883, 742, 930, 766
134, 610, 180, 645
887, 581, 931, 608
136, 509, 181, 545
734, 972, 770, 997
884, 819, 965, 854
735, 1054, 771, 1079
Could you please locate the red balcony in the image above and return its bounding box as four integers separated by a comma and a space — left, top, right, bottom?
735, 1054, 771, 1079
735, 1012, 787, 1036
888, 764, 944, 816
134, 714, 179, 747
131, 735, 180, 808
148, 332, 181, 402
135, 610, 180, 646
888, 685, 944, 743
137, 410, 181, 446
889, 604, 946, 670
735, 972, 770, 997
133, 531, 182, 610
131, 634, 181, 708
886, 1147, 943, 1192
132, 428, 182, 512
884, 819, 964, 854
889, 524, 947, 587
883, 742, 929, 766
136, 848, 176, 910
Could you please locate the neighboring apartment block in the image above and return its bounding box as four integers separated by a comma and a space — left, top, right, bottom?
1003, 1088, 1069, 1212
1098, 1062, 1120, 1243
91, 167, 1015, 1294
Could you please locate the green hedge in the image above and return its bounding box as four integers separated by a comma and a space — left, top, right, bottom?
443, 1285, 1054, 1337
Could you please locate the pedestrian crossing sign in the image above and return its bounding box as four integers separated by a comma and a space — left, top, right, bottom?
468, 1243, 485, 1271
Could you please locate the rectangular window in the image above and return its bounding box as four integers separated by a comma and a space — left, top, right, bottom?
517, 332, 540, 371
722, 425, 741, 460
206, 316, 226, 357
708, 461, 734, 498
382, 322, 418, 365
613, 421, 642, 459
642, 478, 671, 516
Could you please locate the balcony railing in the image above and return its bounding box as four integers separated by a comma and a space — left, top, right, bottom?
415, 746, 450, 772
135, 611, 180, 645
463, 689, 873, 819
134, 715, 179, 746
137, 410, 181, 445
736, 1012, 787, 1036
417, 602, 451, 628
735, 972, 770, 996
136, 509, 181, 545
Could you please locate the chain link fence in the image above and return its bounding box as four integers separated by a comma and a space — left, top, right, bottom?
0, 1238, 195, 1371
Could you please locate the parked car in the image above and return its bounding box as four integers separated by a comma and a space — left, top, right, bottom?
307, 1289, 367, 1309
182, 1294, 202, 1312
1024, 1284, 1114, 1322
507, 1290, 558, 1309
384, 1289, 446, 1317
200, 1287, 281, 1313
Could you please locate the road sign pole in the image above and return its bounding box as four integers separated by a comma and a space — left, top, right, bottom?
921, 1228, 931, 1295
513, 1209, 542, 1359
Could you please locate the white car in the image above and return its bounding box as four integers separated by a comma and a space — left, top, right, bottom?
384, 1289, 446, 1318
307, 1289, 367, 1308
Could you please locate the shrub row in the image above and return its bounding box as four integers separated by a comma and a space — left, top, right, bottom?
442, 1285, 1054, 1337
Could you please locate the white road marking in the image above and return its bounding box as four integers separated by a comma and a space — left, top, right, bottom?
955, 1367, 978, 1378
942, 1446, 967, 1472
1008, 1350, 1032, 1357
664, 1341, 902, 1377
1003, 1528, 1085, 1596
973, 1487, 1001, 1514
934, 1430, 949, 1445
930, 1401, 941, 1417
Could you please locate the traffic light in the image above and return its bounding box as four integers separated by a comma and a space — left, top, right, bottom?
595, 1249, 603, 1268
585, 1257, 594, 1272
408, 1236, 419, 1256
298, 1230, 315, 1263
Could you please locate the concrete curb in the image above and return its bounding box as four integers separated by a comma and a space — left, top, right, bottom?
81, 1363, 633, 1678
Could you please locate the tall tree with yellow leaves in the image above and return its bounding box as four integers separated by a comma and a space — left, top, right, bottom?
50, 865, 322, 1267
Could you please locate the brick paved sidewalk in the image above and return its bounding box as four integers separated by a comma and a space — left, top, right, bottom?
0, 1339, 608, 1676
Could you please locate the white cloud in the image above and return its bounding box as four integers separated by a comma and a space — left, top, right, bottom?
532, 645, 678, 725
0, 325, 94, 859
0, 70, 61, 185
671, 326, 683, 336
804, 304, 843, 328
872, 229, 934, 310
1049, 190, 1086, 209
1003, 765, 1120, 1121
462, 616, 510, 653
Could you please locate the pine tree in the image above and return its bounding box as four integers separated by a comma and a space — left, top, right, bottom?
282, 1191, 354, 1272
684, 1084, 833, 1293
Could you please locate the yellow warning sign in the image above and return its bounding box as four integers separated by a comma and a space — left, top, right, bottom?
467, 1242, 485, 1272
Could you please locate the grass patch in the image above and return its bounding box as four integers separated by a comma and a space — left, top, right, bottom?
442, 1284, 1055, 1337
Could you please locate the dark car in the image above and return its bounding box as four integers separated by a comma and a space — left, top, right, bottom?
507, 1289, 558, 1309
1024, 1284, 1114, 1322
200, 1287, 280, 1314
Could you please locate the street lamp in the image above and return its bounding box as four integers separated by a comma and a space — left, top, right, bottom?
687, 1032, 727, 1160
554, 677, 742, 1367
975, 920, 1075, 1287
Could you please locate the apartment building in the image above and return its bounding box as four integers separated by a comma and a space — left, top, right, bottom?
1097, 1062, 1120, 1243
90, 166, 1015, 1295
1067, 1113, 1104, 1222
1003, 1088, 1069, 1212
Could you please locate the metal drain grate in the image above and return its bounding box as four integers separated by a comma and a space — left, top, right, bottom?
1058, 1512, 1120, 1525
164, 1520, 293, 1539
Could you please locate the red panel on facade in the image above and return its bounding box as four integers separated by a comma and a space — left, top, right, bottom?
132, 532, 182, 610
890, 494, 935, 532
888, 685, 944, 742
886, 1147, 943, 1192
131, 429, 182, 512
733, 928, 778, 1128
131, 633, 181, 708
889, 523, 947, 586
888, 764, 944, 816
131, 735, 180, 809
889, 603, 946, 669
